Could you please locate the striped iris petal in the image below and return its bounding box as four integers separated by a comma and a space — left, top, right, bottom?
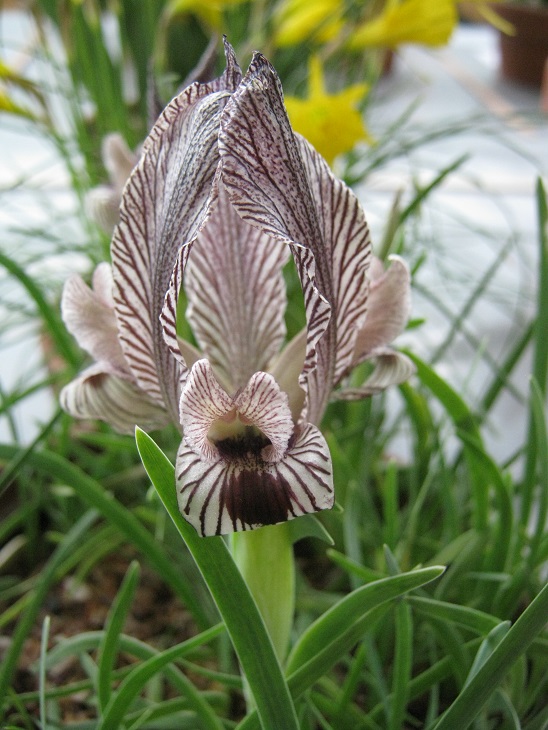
60, 263, 169, 433
184, 184, 289, 391
60, 364, 169, 435
177, 422, 333, 536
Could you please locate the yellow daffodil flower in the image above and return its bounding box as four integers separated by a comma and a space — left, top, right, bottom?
166, 0, 248, 30
274, 0, 344, 47
284, 56, 372, 165
347, 0, 458, 49
273, 0, 509, 53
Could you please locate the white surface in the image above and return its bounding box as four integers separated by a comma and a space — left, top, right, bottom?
361, 25, 546, 463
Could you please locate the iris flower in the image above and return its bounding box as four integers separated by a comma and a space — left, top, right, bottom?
61, 41, 414, 536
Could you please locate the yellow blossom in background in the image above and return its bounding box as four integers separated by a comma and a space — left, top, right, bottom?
273, 0, 344, 47
347, 0, 458, 49
284, 56, 372, 165
166, 0, 248, 30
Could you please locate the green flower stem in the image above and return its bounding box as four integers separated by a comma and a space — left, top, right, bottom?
231, 523, 295, 665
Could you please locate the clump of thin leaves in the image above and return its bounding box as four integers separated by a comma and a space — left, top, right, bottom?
1, 3, 547, 729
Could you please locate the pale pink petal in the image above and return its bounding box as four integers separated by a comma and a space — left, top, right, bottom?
61, 269, 127, 374
179, 359, 234, 461
269, 329, 307, 421
60, 364, 169, 434
91, 262, 115, 308
352, 256, 411, 367
177, 423, 333, 536
177, 336, 204, 372
85, 136, 139, 233
102, 133, 138, 191
85, 186, 122, 234
219, 55, 324, 252
234, 372, 293, 461
295, 135, 372, 384
335, 349, 416, 399
369, 256, 385, 282
112, 43, 242, 422
185, 183, 289, 390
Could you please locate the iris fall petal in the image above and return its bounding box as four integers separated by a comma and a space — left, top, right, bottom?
60, 364, 169, 434
177, 421, 333, 536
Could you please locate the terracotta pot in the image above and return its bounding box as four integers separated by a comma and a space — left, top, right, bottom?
495, 4, 548, 87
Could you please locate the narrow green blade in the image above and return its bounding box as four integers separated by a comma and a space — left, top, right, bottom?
136, 427, 299, 730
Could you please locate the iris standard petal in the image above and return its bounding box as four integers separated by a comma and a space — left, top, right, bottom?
218, 52, 335, 422
185, 183, 289, 390
295, 134, 372, 384
177, 422, 333, 536
112, 43, 242, 420
219, 53, 376, 423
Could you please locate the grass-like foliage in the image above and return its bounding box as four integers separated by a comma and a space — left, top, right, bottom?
1, 3, 547, 728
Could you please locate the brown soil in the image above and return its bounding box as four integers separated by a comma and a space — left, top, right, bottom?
1, 548, 199, 725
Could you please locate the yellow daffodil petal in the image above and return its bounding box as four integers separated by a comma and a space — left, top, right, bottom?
348, 0, 458, 49
167, 0, 247, 29
285, 56, 372, 165
274, 0, 344, 46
